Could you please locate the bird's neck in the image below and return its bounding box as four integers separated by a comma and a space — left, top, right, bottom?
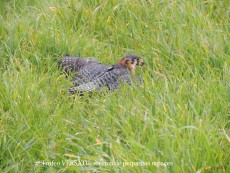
130, 68, 135, 76
117, 63, 135, 76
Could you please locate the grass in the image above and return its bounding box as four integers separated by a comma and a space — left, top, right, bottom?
0, 0, 229, 172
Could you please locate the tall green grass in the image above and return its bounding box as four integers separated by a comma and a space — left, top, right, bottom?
0, 0, 229, 172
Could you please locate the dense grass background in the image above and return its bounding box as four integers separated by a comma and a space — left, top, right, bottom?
0, 0, 229, 172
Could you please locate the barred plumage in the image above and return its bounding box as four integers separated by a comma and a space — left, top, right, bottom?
58, 54, 144, 94
58, 56, 110, 85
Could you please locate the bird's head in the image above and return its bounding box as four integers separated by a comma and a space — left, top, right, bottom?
118, 54, 144, 76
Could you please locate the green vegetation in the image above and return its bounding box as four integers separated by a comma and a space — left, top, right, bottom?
0, 0, 229, 172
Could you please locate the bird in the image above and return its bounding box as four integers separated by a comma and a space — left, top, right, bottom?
58, 54, 144, 94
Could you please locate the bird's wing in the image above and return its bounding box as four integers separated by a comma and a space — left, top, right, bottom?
68, 81, 98, 94
68, 67, 131, 94
72, 63, 112, 86
58, 56, 99, 75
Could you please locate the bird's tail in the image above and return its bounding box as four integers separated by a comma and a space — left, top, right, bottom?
68, 81, 99, 94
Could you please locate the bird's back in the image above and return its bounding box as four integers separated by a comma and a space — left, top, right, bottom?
58, 56, 112, 85
73, 62, 111, 86
69, 64, 132, 94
